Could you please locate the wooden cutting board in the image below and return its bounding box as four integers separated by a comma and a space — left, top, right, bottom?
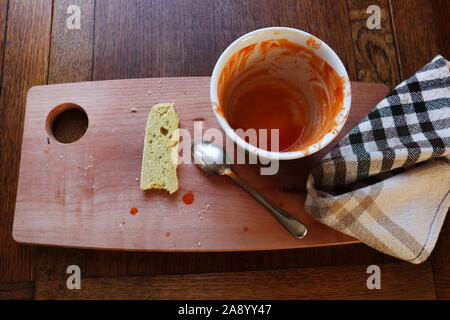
13, 77, 389, 251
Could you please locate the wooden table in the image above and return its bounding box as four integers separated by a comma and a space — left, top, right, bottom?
0, 0, 448, 300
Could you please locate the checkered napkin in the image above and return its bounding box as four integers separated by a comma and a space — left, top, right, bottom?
305, 56, 450, 264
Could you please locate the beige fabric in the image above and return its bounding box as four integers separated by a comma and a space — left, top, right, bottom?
306, 159, 449, 263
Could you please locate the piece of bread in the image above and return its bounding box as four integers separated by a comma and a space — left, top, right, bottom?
140, 103, 179, 193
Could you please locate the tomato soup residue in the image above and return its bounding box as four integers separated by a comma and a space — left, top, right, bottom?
217, 38, 346, 153
182, 191, 195, 205
306, 36, 321, 50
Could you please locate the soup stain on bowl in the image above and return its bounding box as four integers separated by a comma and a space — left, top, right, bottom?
217, 38, 346, 153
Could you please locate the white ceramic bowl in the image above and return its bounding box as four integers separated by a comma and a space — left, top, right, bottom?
210, 27, 351, 161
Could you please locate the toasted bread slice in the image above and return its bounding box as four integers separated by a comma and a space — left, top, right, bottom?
140, 103, 179, 193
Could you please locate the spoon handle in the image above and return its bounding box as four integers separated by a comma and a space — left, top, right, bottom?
227, 171, 308, 239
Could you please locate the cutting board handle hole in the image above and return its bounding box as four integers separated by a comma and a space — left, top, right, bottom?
46, 103, 89, 144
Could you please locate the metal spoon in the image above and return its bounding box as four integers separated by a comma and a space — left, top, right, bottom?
191, 141, 307, 239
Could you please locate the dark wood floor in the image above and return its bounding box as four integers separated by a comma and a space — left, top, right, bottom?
0, 0, 449, 299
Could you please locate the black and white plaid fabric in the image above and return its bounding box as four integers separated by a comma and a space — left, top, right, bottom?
305, 56, 450, 264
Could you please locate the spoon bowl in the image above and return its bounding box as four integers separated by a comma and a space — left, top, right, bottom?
191, 141, 231, 176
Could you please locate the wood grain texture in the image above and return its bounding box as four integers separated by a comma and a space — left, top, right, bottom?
389, 0, 441, 78
48, 0, 95, 84
0, 0, 52, 282
35, 262, 436, 300
37, 0, 95, 282
0, 0, 8, 93
13, 79, 387, 253
93, 0, 357, 80
347, 0, 400, 88
0, 281, 35, 300
84, 243, 399, 278
431, 0, 450, 59
433, 262, 450, 300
